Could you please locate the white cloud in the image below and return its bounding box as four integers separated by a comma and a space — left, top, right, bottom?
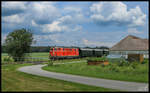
2, 2, 60, 24
33, 34, 51, 42
2, 2, 86, 34
33, 34, 51, 45
128, 6, 146, 27
58, 15, 73, 25
30, 2, 58, 15
28, 2, 60, 24
43, 21, 69, 32
2, 2, 28, 16
31, 20, 39, 27
2, 14, 24, 24
72, 25, 83, 31
33, 34, 65, 46
2, 2, 27, 10
127, 28, 142, 34
62, 6, 89, 23
58, 12, 87, 25
42, 15, 83, 33
42, 21, 82, 33
82, 38, 114, 47
90, 2, 146, 27
63, 6, 82, 13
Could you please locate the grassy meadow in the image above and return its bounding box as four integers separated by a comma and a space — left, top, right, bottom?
1, 52, 148, 91
1, 52, 87, 64
1, 52, 49, 60
2, 63, 117, 92
2, 52, 118, 91
43, 58, 149, 83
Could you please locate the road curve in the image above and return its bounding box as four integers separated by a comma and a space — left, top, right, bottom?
18, 64, 148, 91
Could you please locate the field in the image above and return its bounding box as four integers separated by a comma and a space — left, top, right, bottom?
1, 52, 149, 91
2, 53, 118, 91
43, 58, 149, 83
2, 64, 117, 92
1, 52, 86, 63
2, 52, 49, 57
2, 52, 49, 61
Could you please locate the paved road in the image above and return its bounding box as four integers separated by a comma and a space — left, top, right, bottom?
18, 64, 148, 91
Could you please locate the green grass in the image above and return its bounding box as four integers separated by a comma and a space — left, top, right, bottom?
87, 56, 107, 61
2, 52, 49, 62
26, 52, 49, 58
2, 53, 8, 56
43, 59, 149, 83
2, 64, 117, 92
1, 52, 87, 64
2, 52, 49, 58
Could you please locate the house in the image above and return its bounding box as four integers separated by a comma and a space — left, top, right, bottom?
109, 35, 149, 62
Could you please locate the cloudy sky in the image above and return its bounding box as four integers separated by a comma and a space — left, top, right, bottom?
1, 1, 149, 47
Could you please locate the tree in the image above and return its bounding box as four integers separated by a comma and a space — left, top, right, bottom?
96, 46, 109, 49
4, 28, 34, 62
2, 46, 7, 53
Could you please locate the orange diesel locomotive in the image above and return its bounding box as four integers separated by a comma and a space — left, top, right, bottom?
49, 47, 79, 59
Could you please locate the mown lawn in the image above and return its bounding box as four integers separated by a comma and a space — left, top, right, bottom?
43, 59, 149, 83
2, 63, 117, 92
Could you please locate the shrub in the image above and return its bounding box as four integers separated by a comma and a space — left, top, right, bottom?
101, 64, 105, 67
87, 56, 108, 62
113, 66, 120, 72
141, 59, 148, 64
130, 62, 139, 69
117, 60, 130, 67
48, 59, 53, 66
108, 64, 117, 71
122, 66, 134, 73
3, 57, 11, 62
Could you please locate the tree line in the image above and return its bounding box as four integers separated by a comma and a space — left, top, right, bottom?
2, 46, 109, 53
2, 46, 50, 53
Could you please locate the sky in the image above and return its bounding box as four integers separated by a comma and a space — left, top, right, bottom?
1, 1, 149, 48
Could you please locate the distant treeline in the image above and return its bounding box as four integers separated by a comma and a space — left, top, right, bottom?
2, 46, 50, 53
2, 46, 109, 53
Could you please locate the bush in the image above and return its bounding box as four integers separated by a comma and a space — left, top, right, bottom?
101, 64, 105, 67
113, 66, 120, 72
108, 64, 118, 72
87, 56, 108, 62
48, 59, 53, 66
122, 66, 134, 73
130, 62, 139, 69
117, 61, 130, 67
3, 57, 11, 62
141, 59, 148, 64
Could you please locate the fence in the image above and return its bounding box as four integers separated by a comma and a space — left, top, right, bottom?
2, 57, 50, 65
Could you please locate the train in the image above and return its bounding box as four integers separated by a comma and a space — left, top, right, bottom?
49, 47, 109, 59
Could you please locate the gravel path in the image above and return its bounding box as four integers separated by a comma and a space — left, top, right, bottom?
18, 64, 148, 91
